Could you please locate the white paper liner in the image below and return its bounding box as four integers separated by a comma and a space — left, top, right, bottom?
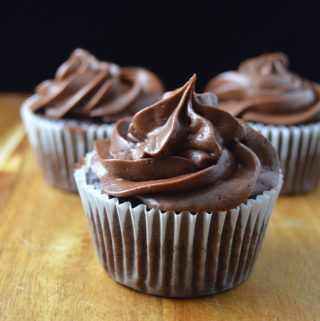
74, 152, 282, 297
20, 95, 114, 192
251, 122, 320, 194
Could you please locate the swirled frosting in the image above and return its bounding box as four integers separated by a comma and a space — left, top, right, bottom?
90, 75, 280, 212
205, 53, 320, 125
30, 49, 164, 123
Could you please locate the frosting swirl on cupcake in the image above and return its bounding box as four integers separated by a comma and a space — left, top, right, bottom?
91, 75, 280, 212
205, 53, 320, 125
31, 49, 164, 123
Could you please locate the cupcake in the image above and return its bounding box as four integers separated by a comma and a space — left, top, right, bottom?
21, 49, 164, 192
75, 75, 282, 297
205, 52, 320, 194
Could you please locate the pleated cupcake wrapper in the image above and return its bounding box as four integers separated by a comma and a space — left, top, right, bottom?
20, 95, 114, 192
75, 152, 282, 297
251, 122, 320, 194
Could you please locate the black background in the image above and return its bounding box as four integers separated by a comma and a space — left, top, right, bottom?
2, 1, 320, 92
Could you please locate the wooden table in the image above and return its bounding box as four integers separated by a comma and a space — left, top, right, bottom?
0, 94, 319, 321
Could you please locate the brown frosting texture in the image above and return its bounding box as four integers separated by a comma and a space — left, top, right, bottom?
91, 75, 280, 212
205, 53, 320, 125
30, 49, 164, 123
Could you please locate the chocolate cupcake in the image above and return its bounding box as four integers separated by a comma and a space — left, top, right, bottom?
75, 75, 282, 297
21, 49, 164, 191
205, 52, 320, 194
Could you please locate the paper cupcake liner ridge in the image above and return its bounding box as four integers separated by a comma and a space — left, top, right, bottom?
75, 153, 282, 297
21, 95, 114, 192
251, 122, 320, 194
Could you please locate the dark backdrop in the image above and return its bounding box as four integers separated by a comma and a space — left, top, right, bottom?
2, 1, 320, 92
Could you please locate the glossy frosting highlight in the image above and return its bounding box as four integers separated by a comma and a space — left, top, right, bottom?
91, 75, 280, 212
31, 49, 164, 123
206, 53, 320, 125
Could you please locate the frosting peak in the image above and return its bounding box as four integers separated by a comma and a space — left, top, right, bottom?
239, 52, 288, 75
31, 49, 164, 123
92, 76, 280, 212
125, 75, 221, 162
206, 52, 320, 125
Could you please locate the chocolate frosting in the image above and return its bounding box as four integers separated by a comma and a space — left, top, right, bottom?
30, 49, 164, 123
205, 53, 320, 125
91, 75, 280, 212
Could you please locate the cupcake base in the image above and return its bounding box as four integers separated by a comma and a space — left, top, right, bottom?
75, 153, 282, 297
21, 95, 114, 192
251, 122, 320, 195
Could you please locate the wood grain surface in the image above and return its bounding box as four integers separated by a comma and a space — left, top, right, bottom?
0, 94, 319, 321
